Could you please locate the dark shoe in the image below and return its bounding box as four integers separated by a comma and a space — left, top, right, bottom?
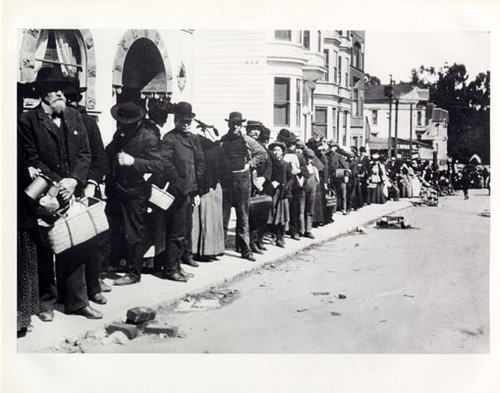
256, 243, 267, 251
182, 256, 199, 268
250, 244, 264, 254
276, 240, 285, 248
113, 274, 140, 286
193, 255, 214, 263
17, 327, 28, 338
90, 292, 107, 305
304, 232, 315, 239
290, 233, 301, 241
38, 310, 54, 322
163, 272, 188, 282
99, 279, 112, 293
179, 268, 194, 278
242, 252, 257, 262
72, 305, 103, 319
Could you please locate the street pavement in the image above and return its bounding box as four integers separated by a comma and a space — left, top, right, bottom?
18, 197, 416, 352
84, 188, 489, 353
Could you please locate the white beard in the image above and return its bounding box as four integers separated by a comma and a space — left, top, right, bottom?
51, 99, 66, 114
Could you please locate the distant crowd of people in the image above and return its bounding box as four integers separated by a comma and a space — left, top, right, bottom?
17, 66, 489, 338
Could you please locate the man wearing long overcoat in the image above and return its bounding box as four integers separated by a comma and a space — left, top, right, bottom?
18, 67, 101, 320
105, 101, 163, 285
158, 102, 206, 282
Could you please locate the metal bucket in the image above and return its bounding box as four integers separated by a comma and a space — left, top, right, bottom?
24, 175, 50, 200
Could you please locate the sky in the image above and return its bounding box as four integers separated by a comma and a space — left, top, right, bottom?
364, 31, 490, 85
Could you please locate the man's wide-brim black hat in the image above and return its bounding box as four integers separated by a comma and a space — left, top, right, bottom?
111, 102, 146, 124
34, 67, 69, 93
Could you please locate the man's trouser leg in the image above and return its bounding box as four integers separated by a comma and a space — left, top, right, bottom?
85, 236, 102, 298
233, 171, 251, 255
289, 189, 303, 236
305, 180, 317, 233
222, 181, 233, 244
105, 198, 127, 269
122, 196, 148, 279
56, 246, 89, 313
164, 195, 191, 275
36, 229, 57, 313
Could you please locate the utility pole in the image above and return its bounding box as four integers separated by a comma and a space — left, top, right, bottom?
385, 75, 394, 158
394, 99, 399, 158
409, 103, 413, 161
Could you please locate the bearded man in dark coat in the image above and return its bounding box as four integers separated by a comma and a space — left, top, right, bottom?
18, 67, 102, 320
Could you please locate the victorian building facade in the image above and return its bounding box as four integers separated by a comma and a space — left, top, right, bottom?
17, 29, 365, 146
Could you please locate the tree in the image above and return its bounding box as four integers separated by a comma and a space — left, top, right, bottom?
364, 73, 381, 85
411, 65, 438, 87
411, 63, 490, 164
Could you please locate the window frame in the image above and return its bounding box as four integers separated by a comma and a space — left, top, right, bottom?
274, 77, 291, 127
275, 30, 292, 41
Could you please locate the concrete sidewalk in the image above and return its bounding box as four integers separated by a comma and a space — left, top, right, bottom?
17, 199, 413, 352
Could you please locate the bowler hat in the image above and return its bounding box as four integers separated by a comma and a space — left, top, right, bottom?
111, 102, 146, 124
35, 67, 68, 93
277, 128, 291, 143
225, 111, 246, 123
268, 141, 287, 152
174, 101, 196, 121
303, 147, 316, 159
64, 77, 87, 97
246, 120, 263, 130
258, 127, 271, 141
277, 128, 297, 145
359, 146, 367, 153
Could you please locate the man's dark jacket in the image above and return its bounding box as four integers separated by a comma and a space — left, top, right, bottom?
105, 120, 163, 200
77, 106, 108, 184
161, 128, 206, 198
18, 106, 91, 185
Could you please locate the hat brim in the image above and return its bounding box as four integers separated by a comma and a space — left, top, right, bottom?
225, 118, 246, 123
35, 80, 70, 94
269, 142, 287, 151
110, 104, 147, 124
175, 113, 196, 121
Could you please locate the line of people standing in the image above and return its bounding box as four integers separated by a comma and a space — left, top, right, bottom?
17, 66, 402, 337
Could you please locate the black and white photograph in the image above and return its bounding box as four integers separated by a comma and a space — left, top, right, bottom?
2, 2, 499, 393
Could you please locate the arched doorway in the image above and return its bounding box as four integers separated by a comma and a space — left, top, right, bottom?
112, 30, 173, 107
18, 29, 97, 111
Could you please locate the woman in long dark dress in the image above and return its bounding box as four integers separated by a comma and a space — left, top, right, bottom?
17, 143, 40, 337
191, 129, 229, 261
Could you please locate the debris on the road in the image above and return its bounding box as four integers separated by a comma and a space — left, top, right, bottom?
296, 308, 308, 313
354, 243, 359, 247
338, 294, 347, 299
144, 321, 179, 337
403, 294, 416, 298
102, 331, 129, 345
355, 226, 367, 233
173, 287, 240, 312
126, 306, 157, 324
64, 335, 81, 347
379, 320, 387, 323
330, 312, 341, 316
85, 328, 108, 340
106, 322, 138, 340
376, 216, 410, 229
311, 291, 330, 296
478, 210, 490, 217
